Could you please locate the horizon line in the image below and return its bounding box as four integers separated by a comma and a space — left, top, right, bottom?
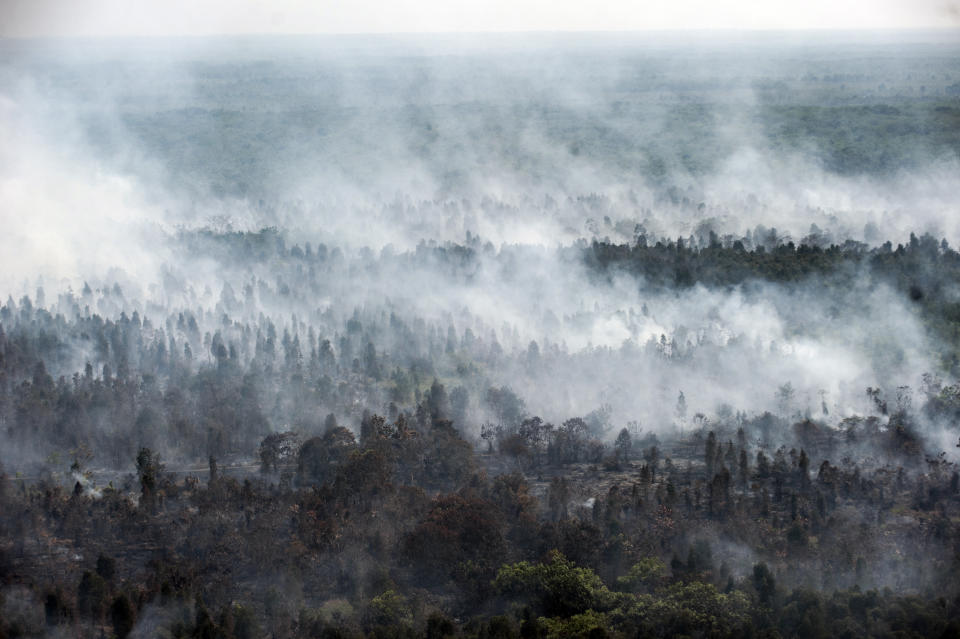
3, 26, 959, 42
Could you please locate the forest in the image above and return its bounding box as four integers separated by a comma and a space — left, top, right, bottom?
1, 32, 960, 639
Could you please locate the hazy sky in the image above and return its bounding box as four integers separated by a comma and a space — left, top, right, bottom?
1, 0, 959, 38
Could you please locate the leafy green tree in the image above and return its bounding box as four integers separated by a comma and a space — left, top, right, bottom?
367, 589, 412, 627
494, 550, 616, 617
620, 581, 752, 639
615, 557, 666, 594
539, 610, 610, 639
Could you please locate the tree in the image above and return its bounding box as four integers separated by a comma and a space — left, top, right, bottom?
676, 390, 687, 428
136, 447, 161, 509
547, 477, 570, 521
96, 554, 116, 582
333, 449, 392, 505
485, 386, 526, 429
426, 613, 457, 639
426, 378, 450, 424
777, 382, 795, 417
538, 610, 610, 639
798, 449, 810, 490
756, 450, 771, 479
259, 431, 302, 473
232, 604, 260, 639
363, 341, 380, 380
549, 418, 588, 465
519, 416, 552, 468
450, 385, 469, 428
614, 428, 632, 462
110, 594, 135, 639
481, 422, 499, 453
644, 445, 660, 482
616, 557, 666, 593
753, 562, 777, 607
297, 427, 356, 485
494, 550, 616, 618
367, 590, 412, 627
77, 571, 107, 620
404, 494, 505, 580
738, 449, 749, 487
624, 581, 752, 639
705, 431, 717, 478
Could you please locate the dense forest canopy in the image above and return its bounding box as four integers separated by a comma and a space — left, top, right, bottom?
1, 32, 959, 639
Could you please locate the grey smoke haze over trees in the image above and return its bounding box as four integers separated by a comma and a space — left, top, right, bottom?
1, 33, 957, 447
2, 27, 960, 639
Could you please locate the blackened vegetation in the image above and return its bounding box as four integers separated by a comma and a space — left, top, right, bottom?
1, 234, 960, 638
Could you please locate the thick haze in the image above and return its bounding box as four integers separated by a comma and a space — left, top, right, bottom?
3, 7, 960, 634
1, 32, 958, 459
2, 33, 959, 263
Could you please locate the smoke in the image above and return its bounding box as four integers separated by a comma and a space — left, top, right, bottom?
0, 32, 957, 464
0, 93, 162, 295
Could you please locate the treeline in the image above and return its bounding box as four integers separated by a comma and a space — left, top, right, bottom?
2, 394, 959, 638
2, 229, 960, 637
5, 228, 960, 469
585, 231, 960, 369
